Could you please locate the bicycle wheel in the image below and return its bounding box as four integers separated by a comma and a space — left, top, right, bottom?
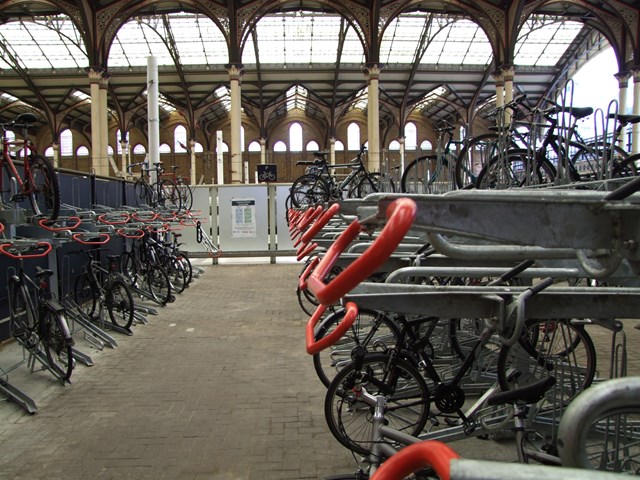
120, 251, 139, 285
8, 278, 36, 342
455, 133, 508, 189
178, 252, 193, 286
105, 277, 135, 330
497, 318, 596, 410
26, 154, 60, 222
313, 308, 401, 388
133, 180, 153, 207
177, 181, 194, 211
146, 266, 172, 305
290, 174, 330, 208
570, 142, 630, 181
165, 257, 188, 294
613, 152, 640, 178
401, 155, 452, 194
449, 317, 501, 371
159, 178, 182, 211
324, 353, 430, 456
40, 311, 74, 381
475, 149, 556, 189
74, 272, 99, 319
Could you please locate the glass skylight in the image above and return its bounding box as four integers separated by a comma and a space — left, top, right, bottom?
214, 86, 231, 112
286, 85, 308, 111
515, 17, 585, 66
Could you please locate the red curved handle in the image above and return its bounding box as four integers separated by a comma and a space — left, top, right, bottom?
147, 223, 170, 233
159, 212, 177, 221
0, 242, 53, 259
0, 223, 4, 235
301, 203, 340, 245
39, 216, 82, 231
290, 208, 313, 235
307, 198, 416, 306
167, 222, 184, 231
298, 205, 324, 232
299, 256, 320, 291
72, 232, 111, 245
296, 242, 317, 261
98, 213, 131, 225
370, 441, 459, 480
116, 228, 145, 239
306, 302, 358, 355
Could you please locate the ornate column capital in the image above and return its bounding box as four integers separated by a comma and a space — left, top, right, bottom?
615, 71, 632, 87
500, 65, 515, 82
226, 63, 244, 81
87, 67, 104, 83
364, 63, 384, 82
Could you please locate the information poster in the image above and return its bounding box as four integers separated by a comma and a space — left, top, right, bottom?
231, 198, 256, 238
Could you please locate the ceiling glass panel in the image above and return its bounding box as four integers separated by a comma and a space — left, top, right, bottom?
515, 17, 585, 67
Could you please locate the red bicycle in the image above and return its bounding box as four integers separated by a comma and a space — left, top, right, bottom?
1, 112, 60, 222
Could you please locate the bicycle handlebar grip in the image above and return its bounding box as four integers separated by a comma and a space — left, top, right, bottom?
38, 216, 82, 231
306, 302, 358, 355
0, 241, 53, 259
71, 232, 111, 245
370, 441, 459, 480
301, 203, 340, 245
98, 213, 131, 225
307, 198, 417, 306
116, 228, 145, 239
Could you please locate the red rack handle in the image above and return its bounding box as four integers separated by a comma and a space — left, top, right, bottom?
0, 223, 4, 235
72, 232, 111, 245
370, 441, 459, 480
298, 205, 324, 232
146, 223, 170, 233
307, 198, 416, 306
116, 228, 145, 239
38, 216, 82, 231
132, 212, 159, 222
301, 203, 340, 245
0, 242, 53, 259
298, 256, 320, 291
97, 212, 131, 225
306, 302, 358, 355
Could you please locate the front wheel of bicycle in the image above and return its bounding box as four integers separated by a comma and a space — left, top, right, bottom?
324, 352, 431, 456
401, 155, 453, 194
105, 278, 135, 330
146, 266, 172, 305
497, 318, 596, 411
177, 181, 194, 211
475, 149, 556, 189
26, 154, 60, 222
159, 178, 182, 211
40, 311, 74, 382
133, 180, 154, 207
74, 273, 99, 319
290, 174, 330, 208
8, 278, 36, 342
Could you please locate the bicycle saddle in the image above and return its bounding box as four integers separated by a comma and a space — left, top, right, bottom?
487, 376, 556, 406
34, 266, 55, 278
610, 113, 640, 125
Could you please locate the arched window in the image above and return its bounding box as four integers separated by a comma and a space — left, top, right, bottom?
289, 123, 303, 152
159, 143, 171, 154
347, 123, 360, 151
44, 146, 54, 158
248, 141, 261, 152
306, 140, 319, 151
273, 141, 287, 152
174, 125, 187, 153
60, 129, 73, 156
405, 122, 417, 150
217, 142, 229, 153
420, 140, 433, 152
77, 146, 89, 156
334, 140, 345, 151
388, 140, 400, 151
193, 142, 204, 153
133, 144, 146, 155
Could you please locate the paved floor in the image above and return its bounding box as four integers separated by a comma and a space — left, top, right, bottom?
0, 261, 638, 480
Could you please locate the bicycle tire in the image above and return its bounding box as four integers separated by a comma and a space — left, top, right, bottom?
146, 266, 172, 305
355, 173, 380, 198
324, 352, 430, 456
165, 257, 188, 294
613, 152, 640, 178
120, 251, 139, 285
290, 174, 330, 208
313, 308, 401, 388
496, 318, 596, 410
449, 317, 501, 369
455, 133, 512, 189
26, 154, 60, 222
133, 179, 153, 207
8, 277, 35, 342
401, 155, 453, 194
177, 181, 194, 211
475, 148, 556, 189
159, 178, 182, 211
105, 277, 135, 330
178, 252, 193, 286
569, 141, 630, 181
74, 272, 99, 319
40, 311, 74, 382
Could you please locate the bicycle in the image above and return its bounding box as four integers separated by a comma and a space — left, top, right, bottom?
0, 240, 74, 382
161, 165, 193, 211
129, 161, 182, 212
1, 112, 60, 222
290, 145, 394, 208
72, 233, 136, 332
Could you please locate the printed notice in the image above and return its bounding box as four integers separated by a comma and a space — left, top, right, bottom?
231, 198, 256, 238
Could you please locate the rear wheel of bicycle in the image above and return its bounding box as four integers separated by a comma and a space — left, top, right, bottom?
105, 278, 135, 330
570, 142, 630, 181
27, 154, 60, 222
313, 308, 401, 388
354, 173, 380, 197
40, 311, 74, 381
454, 133, 509, 189
401, 155, 453, 194
613, 152, 640, 178
290, 174, 330, 208
324, 353, 431, 456
497, 318, 596, 410
165, 258, 188, 294
8, 279, 36, 342
133, 180, 153, 207
475, 149, 556, 189
146, 266, 172, 305
178, 253, 193, 286
159, 178, 182, 211
74, 273, 99, 319
177, 181, 194, 211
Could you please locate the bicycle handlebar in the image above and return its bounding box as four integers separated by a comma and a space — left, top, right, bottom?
38, 216, 82, 231
71, 232, 111, 245
370, 441, 459, 480
306, 302, 358, 355
307, 198, 417, 306
0, 241, 53, 259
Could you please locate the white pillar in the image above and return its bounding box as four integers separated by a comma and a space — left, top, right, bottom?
190, 139, 197, 185
120, 139, 128, 176
147, 56, 160, 184
88, 68, 102, 175
502, 66, 514, 126
260, 137, 267, 164
52, 142, 59, 169
99, 74, 110, 177
366, 64, 382, 172
216, 130, 225, 184
399, 136, 406, 174
633, 70, 640, 154
329, 137, 336, 165
228, 64, 243, 183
